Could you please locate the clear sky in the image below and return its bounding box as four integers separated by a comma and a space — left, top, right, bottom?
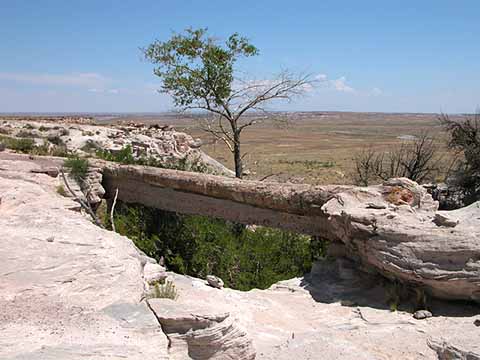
0, 0, 478, 113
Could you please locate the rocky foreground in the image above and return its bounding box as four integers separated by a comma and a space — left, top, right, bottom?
1, 151, 480, 358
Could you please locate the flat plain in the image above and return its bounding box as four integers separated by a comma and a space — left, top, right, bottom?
102, 111, 455, 185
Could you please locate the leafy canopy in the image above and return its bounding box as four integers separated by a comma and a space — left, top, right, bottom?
143, 28, 258, 110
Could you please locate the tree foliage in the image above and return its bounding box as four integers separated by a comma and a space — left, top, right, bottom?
143, 28, 313, 177
440, 112, 480, 205
112, 202, 319, 291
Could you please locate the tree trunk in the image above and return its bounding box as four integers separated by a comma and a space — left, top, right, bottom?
233, 132, 243, 178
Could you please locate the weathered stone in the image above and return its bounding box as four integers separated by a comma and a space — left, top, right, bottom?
143, 262, 167, 285
30, 166, 59, 178
413, 310, 433, 320
0, 119, 235, 177
101, 164, 480, 302
1, 154, 480, 359
321, 178, 480, 302
0, 156, 169, 359
433, 212, 459, 227
148, 298, 255, 360
206, 275, 224, 289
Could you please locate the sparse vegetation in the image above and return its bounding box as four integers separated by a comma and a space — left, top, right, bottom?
47, 134, 65, 146
56, 185, 67, 197
96, 145, 210, 173
16, 130, 39, 138
384, 279, 429, 312
440, 112, 480, 205
0, 135, 35, 153
149, 280, 178, 300
279, 159, 335, 169
352, 133, 440, 186
63, 156, 89, 182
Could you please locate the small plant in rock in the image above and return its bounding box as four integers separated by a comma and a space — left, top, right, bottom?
56, 185, 67, 197
384, 280, 409, 312
38, 125, 50, 132
64, 156, 89, 182
149, 280, 178, 300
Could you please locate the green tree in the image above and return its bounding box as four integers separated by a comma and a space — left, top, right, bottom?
143, 28, 313, 178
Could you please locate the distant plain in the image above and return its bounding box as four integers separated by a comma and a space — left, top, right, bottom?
102, 111, 455, 185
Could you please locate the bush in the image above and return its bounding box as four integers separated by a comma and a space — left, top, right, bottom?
64, 156, 89, 182
112, 202, 317, 291
0, 135, 35, 153
440, 113, 480, 205
352, 133, 439, 186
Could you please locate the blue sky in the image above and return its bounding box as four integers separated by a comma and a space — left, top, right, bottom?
0, 0, 478, 113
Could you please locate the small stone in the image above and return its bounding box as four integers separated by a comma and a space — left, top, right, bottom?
46, 236, 54, 242
433, 213, 459, 228
413, 310, 432, 320
143, 263, 167, 285
206, 275, 224, 289
30, 167, 59, 178
366, 202, 386, 209
474, 319, 480, 327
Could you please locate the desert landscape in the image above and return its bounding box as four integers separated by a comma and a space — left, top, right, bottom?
1, 1, 479, 359
91, 111, 457, 184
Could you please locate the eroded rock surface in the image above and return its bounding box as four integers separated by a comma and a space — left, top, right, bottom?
322, 178, 480, 302
148, 299, 255, 359
0, 157, 169, 359
102, 162, 480, 302
1, 154, 479, 359
0, 119, 234, 176
163, 260, 480, 359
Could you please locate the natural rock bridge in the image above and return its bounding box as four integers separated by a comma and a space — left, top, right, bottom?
2, 153, 478, 303
101, 163, 480, 303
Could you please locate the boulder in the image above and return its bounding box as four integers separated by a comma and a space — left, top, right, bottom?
322, 178, 480, 302
206, 275, 224, 289
148, 298, 255, 359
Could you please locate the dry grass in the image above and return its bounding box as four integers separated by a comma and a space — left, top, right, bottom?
96, 111, 456, 185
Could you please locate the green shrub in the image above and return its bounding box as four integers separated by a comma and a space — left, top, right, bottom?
47, 134, 65, 146
149, 280, 178, 300
97, 145, 136, 164
56, 185, 67, 197
64, 156, 88, 182
112, 202, 315, 291
17, 130, 39, 138
0, 135, 35, 153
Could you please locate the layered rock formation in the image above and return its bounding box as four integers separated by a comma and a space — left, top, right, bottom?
1, 150, 480, 359
102, 163, 480, 302
0, 119, 234, 176
0, 155, 252, 359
